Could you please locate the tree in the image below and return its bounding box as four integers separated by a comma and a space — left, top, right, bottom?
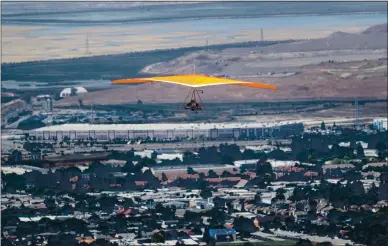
23, 141, 33, 152
234, 216, 256, 237
152, 231, 165, 243
316, 242, 333, 246
254, 191, 262, 205
161, 173, 168, 182
151, 151, 158, 160
63, 136, 71, 145
187, 167, 196, 175
3, 173, 26, 192
356, 142, 365, 158
272, 188, 286, 203
256, 159, 273, 176
207, 169, 218, 178
221, 170, 232, 177
321, 121, 326, 130
221, 155, 235, 164
44, 198, 57, 211
376, 141, 387, 159
137, 99, 143, 105
198, 146, 220, 164
9, 149, 22, 163
182, 152, 198, 165
202, 227, 211, 243
200, 189, 212, 199
294, 239, 313, 246
122, 161, 135, 173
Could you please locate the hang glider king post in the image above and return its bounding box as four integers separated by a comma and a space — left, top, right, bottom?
112, 74, 278, 112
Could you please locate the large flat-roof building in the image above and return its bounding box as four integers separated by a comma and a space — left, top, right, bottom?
28, 121, 303, 141
373, 118, 387, 131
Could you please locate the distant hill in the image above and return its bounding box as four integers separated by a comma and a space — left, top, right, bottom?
266, 24, 387, 53
261, 23, 387, 53
361, 23, 387, 34
139, 24, 387, 76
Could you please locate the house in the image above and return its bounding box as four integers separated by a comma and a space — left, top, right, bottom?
251, 231, 285, 241
164, 201, 187, 209
209, 229, 236, 242
114, 233, 136, 241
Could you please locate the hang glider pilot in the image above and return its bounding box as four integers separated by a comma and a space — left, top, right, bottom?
185, 99, 202, 111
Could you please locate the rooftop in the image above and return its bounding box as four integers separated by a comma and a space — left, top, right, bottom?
32, 121, 302, 132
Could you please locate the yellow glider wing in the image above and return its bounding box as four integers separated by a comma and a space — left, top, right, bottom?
112, 74, 278, 90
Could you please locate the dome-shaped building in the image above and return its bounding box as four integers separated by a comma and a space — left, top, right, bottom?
59, 87, 87, 98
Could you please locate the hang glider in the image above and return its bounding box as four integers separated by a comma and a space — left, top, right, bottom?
112, 74, 278, 90
112, 74, 278, 112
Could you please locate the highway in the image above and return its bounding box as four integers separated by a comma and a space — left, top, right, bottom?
54, 139, 289, 155
1, 138, 290, 158
116, 139, 290, 151
4, 115, 32, 129
152, 164, 236, 173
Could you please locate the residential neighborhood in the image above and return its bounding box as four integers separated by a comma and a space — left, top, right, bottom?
2, 123, 388, 246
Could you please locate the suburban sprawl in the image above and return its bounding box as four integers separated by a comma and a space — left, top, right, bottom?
1, 2, 388, 246
2, 119, 388, 246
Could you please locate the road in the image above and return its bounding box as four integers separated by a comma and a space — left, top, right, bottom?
4, 115, 31, 129
152, 164, 236, 173
116, 139, 290, 151
1, 138, 290, 157
52, 139, 289, 155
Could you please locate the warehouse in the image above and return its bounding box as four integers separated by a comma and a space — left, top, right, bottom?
28, 121, 303, 141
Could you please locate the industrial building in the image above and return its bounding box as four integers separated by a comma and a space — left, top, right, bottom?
373, 118, 387, 131
43, 98, 53, 112
28, 121, 303, 141
59, 87, 87, 98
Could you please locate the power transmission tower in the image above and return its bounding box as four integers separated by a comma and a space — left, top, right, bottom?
354, 98, 360, 128
260, 28, 264, 42
86, 36, 91, 55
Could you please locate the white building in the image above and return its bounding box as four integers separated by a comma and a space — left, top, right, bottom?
59, 87, 87, 98
27, 121, 304, 141
373, 118, 387, 130
44, 98, 53, 112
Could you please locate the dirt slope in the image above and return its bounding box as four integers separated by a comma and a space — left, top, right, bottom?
56, 58, 387, 106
